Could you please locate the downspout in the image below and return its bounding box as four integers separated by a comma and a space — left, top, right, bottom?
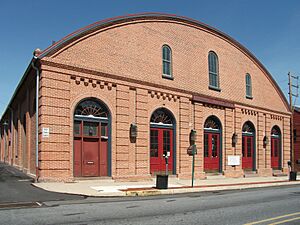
31, 50, 40, 182
9, 108, 13, 165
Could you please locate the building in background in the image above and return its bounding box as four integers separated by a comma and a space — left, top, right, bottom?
293, 107, 300, 172
0, 13, 291, 181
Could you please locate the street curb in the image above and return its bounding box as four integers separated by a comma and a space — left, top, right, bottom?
0, 202, 42, 210
124, 181, 300, 197
31, 179, 300, 197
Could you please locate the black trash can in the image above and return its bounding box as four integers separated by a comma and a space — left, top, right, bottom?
156, 175, 168, 189
290, 171, 297, 181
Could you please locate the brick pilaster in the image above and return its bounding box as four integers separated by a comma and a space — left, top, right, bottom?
135, 89, 149, 175
178, 97, 191, 178
224, 108, 233, 171
234, 108, 242, 171
115, 85, 130, 177
257, 112, 265, 169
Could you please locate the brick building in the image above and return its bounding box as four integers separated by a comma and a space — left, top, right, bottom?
293, 107, 300, 172
0, 13, 291, 181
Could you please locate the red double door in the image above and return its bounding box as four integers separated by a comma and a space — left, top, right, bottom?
74, 121, 108, 177
204, 132, 220, 172
271, 137, 280, 169
242, 135, 254, 170
150, 128, 173, 174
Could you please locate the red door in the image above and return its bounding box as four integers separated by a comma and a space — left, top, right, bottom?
74, 121, 83, 177
271, 138, 280, 169
150, 128, 173, 174
74, 121, 108, 177
82, 137, 99, 176
204, 133, 220, 172
242, 135, 254, 170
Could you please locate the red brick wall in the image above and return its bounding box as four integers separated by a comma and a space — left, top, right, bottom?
46, 19, 288, 114
0, 69, 36, 176
1, 15, 291, 181
293, 111, 300, 172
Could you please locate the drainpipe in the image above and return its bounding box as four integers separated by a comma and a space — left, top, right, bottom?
9, 108, 13, 165
31, 49, 41, 182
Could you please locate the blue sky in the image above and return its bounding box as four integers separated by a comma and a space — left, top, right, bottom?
1, 0, 300, 116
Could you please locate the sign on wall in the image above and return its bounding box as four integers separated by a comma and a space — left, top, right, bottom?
42, 127, 50, 138
228, 155, 240, 166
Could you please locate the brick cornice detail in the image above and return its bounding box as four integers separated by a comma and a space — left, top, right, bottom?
192, 95, 235, 109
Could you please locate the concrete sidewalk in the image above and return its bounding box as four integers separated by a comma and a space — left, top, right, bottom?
33, 175, 300, 197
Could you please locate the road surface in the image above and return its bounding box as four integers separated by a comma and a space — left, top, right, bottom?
0, 185, 300, 225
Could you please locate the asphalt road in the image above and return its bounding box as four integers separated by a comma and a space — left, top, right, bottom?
0, 184, 300, 225
0, 162, 84, 204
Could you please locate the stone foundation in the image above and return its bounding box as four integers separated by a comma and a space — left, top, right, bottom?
257, 168, 273, 177
224, 169, 243, 178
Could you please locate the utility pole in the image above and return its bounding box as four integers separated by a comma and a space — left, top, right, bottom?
288, 72, 299, 173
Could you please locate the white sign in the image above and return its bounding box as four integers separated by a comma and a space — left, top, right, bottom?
228, 155, 240, 166
42, 127, 50, 138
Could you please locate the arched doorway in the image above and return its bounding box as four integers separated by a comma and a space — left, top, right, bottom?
242, 121, 255, 171
271, 126, 281, 170
204, 116, 222, 173
150, 108, 176, 175
73, 98, 111, 177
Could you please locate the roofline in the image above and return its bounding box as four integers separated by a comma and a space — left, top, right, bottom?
1, 13, 290, 121
37, 12, 290, 112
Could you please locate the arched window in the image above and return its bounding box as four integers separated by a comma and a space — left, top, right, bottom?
246, 73, 252, 98
162, 45, 172, 78
74, 98, 108, 119
150, 108, 174, 126
242, 121, 255, 135
208, 51, 219, 89
271, 126, 281, 137
204, 116, 221, 131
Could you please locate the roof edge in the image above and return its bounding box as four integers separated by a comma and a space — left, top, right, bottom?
36, 12, 290, 112
1, 13, 290, 122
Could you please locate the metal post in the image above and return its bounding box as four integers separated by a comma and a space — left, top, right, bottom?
166, 158, 168, 176
192, 149, 195, 187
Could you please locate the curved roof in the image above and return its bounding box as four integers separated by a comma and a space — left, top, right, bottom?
36, 13, 289, 111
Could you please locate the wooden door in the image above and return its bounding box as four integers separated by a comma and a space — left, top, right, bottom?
82, 121, 99, 177
150, 128, 173, 174
242, 135, 254, 170
204, 133, 220, 172
271, 138, 280, 169
82, 137, 99, 176
74, 120, 109, 177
